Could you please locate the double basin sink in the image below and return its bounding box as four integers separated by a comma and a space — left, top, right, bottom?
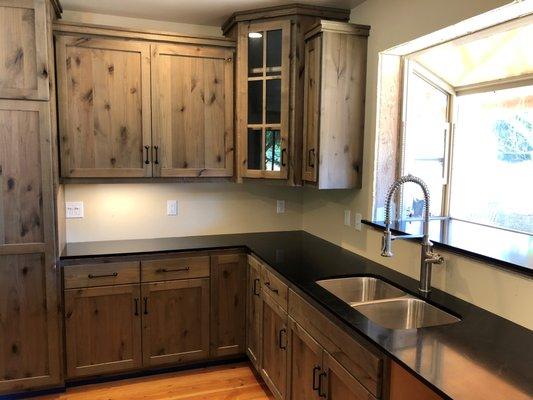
317, 277, 460, 329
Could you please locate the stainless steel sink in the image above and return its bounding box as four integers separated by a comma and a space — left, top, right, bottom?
353, 298, 460, 329
316, 277, 406, 306
316, 276, 460, 329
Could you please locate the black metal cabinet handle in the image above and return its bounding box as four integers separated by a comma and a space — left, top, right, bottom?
312, 365, 321, 391
278, 328, 287, 350
156, 267, 189, 273
144, 145, 150, 164
134, 298, 139, 316
253, 278, 260, 296
265, 281, 279, 294
88, 272, 118, 279
308, 148, 315, 167
153, 146, 159, 165
143, 297, 148, 315
318, 371, 328, 398
281, 148, 287, 167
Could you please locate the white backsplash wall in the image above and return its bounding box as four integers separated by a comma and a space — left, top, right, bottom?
65, 182, 302, 242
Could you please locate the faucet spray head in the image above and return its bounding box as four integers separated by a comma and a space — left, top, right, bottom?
381, 229, 394, 257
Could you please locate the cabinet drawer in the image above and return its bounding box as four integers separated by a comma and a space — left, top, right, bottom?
64, 262, 140, 289
141, 256, 210, 282
262, 264, 289, 312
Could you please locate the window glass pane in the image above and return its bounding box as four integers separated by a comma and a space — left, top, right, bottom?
266, 30, 282, 76
248, 81, 263, 124
266, 79, 281, 124
247, 129, 262, 170
248, 32, 263, 77
451, 85, 533, 234
402, 71, 449, 218
265, 129, 281, 171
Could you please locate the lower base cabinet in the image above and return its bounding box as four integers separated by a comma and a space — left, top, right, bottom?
141, 278, 210, 367
64, 284, 142, 378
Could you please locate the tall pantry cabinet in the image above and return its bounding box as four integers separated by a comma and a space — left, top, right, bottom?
0, 0, 62, 394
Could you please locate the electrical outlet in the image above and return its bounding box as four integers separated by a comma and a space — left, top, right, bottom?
277, 200, 285, 214
344, 210, 351, 226
167, 200, 178, 216
66, 202, 84, 219
355, 213, 363, 231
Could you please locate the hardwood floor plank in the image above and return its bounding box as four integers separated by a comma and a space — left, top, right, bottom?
35, 363, 273, 400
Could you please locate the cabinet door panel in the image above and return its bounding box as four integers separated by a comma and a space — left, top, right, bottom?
152, 44, 234, 177
64, 284, 142, 378
324, 351, 376, 400
261, 293, 288, 400
0, 0, 49, 100
210, 253, 247, 357
142, 278, 210, 367
56, 36, 151, 178
246, 255, 262, 369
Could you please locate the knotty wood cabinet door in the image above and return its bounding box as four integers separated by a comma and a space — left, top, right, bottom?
141, 278, 210, 367
323, 351, 376, 400
56, 35, 152, 178
151, 44, 234, 177
0, 100, 60, 394
210, 253, 247, 357
261, 292, 289, 400
0, 0, 50, 100
246, 255, 263, 369
64, 284, 142, 378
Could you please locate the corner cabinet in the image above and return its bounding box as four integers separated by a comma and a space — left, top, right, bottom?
54, 25, 235, 179
302, 21, 369, 189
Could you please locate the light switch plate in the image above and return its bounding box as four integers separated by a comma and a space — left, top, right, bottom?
66, 202, 84, 219
355, 213, 363, 231
344, 210, 351, 226
277, 200, 285, 214
167, 200, 178, 216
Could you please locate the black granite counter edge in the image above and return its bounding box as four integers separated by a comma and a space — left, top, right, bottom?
362, 220, 533, 277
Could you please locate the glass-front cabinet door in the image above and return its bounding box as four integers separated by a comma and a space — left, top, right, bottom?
238, 20, 290, 179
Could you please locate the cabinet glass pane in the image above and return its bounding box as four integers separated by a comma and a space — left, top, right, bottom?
248, 32, 263, 77
248, 129, 262, 170
265, 129, 281, 171
266, 79, 281, 124
266, 30, 282, 76
248, 81, 263, 124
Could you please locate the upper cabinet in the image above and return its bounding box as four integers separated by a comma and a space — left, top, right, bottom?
0, 0, 50, 100
54, 24, 235, 180
223, 4, 351, 185
303, 21, 369, 189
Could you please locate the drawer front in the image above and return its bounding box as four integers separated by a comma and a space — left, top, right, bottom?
288, 289, 383, 397
262, 264, 289, 312
64, 262, 140, 289
141, 256, 210, 282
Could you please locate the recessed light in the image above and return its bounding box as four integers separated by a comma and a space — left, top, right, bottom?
248, 32, 263, 39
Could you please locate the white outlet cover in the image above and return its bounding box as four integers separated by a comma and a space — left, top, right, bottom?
277, 200, 285, 214
355, 213, 363, 231
66, 201, 84, 219
344, 210, 351, 226
167, 200, 178, 216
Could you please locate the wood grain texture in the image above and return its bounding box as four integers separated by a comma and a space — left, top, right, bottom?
35, 363, 273, 400
389, 361, 443, 400
151, 44, 234, 178
141, 255, 210, 282
56, 35, 151, 178
324, 351, 376, 400
64, 284, 142, 378
210, 253, 247, 357
63, 261, 140, 289
141, 278, 210, 368
246, 255, 263, 370
0, 0, 49, 100
261, 264, 288, 312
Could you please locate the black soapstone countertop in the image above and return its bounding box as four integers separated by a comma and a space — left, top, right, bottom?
61, 231, 533, 400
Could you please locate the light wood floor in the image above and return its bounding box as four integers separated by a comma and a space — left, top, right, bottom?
35, 363, 274, 400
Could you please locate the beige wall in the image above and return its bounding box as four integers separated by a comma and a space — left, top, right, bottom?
302, 0, 533, 330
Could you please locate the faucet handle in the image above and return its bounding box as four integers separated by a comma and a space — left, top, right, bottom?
381, 230, 394, 257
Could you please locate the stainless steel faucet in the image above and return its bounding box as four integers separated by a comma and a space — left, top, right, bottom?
381, 174, 444, 293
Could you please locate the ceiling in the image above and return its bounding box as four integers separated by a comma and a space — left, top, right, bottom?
60, 0, 364, 27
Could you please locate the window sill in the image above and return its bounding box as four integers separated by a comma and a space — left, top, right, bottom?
362, 218, 532, 277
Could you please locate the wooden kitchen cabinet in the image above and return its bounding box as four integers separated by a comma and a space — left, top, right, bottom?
389, 361, 443, 400
0, 0, 50, 100
151, 44, 234, 178
210, 253, 247, 357
56, 35, 152, 178
302, 21, 369, 189
246, 255, 263, 369
141, 278, 210, 367
64, 284, 142, 378
261, 292, 289, 399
